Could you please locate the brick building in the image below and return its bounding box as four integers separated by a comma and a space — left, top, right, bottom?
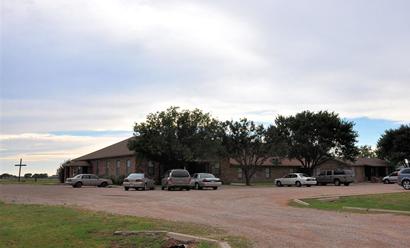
63, 138, 391, 183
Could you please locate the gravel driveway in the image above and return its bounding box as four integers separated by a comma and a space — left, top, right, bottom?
1, 183, 409, 247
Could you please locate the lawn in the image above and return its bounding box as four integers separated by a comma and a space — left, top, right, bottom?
0, 178, 60, 185
297, 192, 410, 213
0, 201, 249, 248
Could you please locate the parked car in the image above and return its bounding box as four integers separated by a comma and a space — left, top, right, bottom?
275, 173, 317, 187
65, 174, 112, 188
383, 171, 399, 184
190, 173, 222, 190
161, 169, 191, 191
316, 169, 354, 186
123, 173, 155, 191
397, 168, 410, 190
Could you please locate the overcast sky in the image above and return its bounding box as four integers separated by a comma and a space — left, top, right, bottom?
1, 0, 409, 175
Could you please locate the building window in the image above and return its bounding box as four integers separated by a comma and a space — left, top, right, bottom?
116, 160, 120, 177
237, 168, 242, 179
212, 162, 220, 176
126, 160, 131, 175
148, 162, 154, 176
96, 161, 99, 175
265, 167, 271, 179
105, 161, 109, 176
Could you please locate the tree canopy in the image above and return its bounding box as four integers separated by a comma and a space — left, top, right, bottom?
358, 145, 377, 158
377, 125, 410, 166
128, 107, 223, 169
222, 118, 286, 185
272, 110, 359, 174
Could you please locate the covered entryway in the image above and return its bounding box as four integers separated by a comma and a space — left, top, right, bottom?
63, 160, 91, 180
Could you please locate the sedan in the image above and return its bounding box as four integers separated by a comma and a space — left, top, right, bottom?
123, 173, 155, 191
275, 173, 317, 187
190, 173, 222, 190
65, 174, 112, 188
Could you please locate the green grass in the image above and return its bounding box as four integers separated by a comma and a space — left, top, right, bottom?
295, 192, 410, 213
0, 202, 250, 248
0, 178, 60, 185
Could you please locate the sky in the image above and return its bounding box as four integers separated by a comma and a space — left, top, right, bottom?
1, 0, 409, 175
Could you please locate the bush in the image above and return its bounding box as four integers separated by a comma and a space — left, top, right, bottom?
110, 175, 125, 185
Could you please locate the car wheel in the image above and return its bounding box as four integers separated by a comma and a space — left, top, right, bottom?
186, 187, 191, 191
276, 181, 282, 187
306, 185, 311, 187
150, 186, 155, 190
124, 187, 129, 191
383, 179, 390, 184
101, 182, 108, 187
213, 187, 218, 190
75, 182, 82, 188
295, 181, 302, 187
344, 182, 350, 186
161, 186, 165, 190
402, 180, 410, 190
334, 179, 341, 186
168, 186, 173, 191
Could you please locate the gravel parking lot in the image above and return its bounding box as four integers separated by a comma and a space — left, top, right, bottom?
1, 183, 409, 247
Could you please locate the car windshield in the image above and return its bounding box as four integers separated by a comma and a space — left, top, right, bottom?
301, 174, 310, 177
199, 173, 215, 178
172, 170, 190, 177
73, 175, 82, 179
127, 173, 144, 179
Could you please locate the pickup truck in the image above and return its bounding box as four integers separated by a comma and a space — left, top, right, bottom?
316, 169, 354, 186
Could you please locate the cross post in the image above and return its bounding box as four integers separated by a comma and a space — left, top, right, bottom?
14, 158, 27, 182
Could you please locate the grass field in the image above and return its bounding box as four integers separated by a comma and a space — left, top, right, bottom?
0, 178, 60, 185
296, 192, 410, 213
0, 202, 249, 248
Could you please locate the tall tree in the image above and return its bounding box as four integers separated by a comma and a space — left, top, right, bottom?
222, 118, 286, 186
358, 145, 377, 158
377, 125, 410, 166
272, 110, 359, 174
128, 107, 224, 169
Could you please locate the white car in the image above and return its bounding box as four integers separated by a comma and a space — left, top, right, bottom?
383, 171, 398, 184
190, 173, 222, 190
275, 173, 317, 187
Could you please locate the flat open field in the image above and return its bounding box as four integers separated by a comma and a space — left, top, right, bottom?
1, 183, 409, 247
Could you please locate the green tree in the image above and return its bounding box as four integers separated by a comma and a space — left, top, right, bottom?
24, 173, 32, 178
128, 107, 224, 170
377, 125, 410, 166
222, 118, 287, 186
358, 145, 377, 158
272, 110, 359, 174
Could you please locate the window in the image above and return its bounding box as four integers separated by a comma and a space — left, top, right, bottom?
96, 161, 99, 175
90, 175, 98, 179
148, 161, 154, 176
326, 171, 332, 176
265, 168, 271, 179
237, 168, 242, 179
116, 160, 120, 176
402, 169, 410, 174
126, 160, 131, 175
212, 163, 220, 176
319, 171, 326, 176
334, 170, 345, 175
105, 161, 109, 176
171, 170, 190, 177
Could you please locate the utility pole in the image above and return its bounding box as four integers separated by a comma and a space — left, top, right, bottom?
14, 158, 27, 182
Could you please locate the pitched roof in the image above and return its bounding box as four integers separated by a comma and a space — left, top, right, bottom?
346, 157, 389, 167
74, 137, 135, 161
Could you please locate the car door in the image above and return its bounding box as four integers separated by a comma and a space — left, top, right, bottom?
89, 175, 99, 186
82, 175, 91, 186
325, 171, 332, 183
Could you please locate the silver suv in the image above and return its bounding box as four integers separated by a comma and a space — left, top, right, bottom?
161, 169, 191, 191
397, 168, 410, 190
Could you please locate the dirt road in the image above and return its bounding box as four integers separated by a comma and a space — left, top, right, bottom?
1, 183, 409, 247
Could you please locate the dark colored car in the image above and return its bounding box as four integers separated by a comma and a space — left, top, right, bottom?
316, 169, 354, 186
161, 169, 191, 191
397, 168, 410, 190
